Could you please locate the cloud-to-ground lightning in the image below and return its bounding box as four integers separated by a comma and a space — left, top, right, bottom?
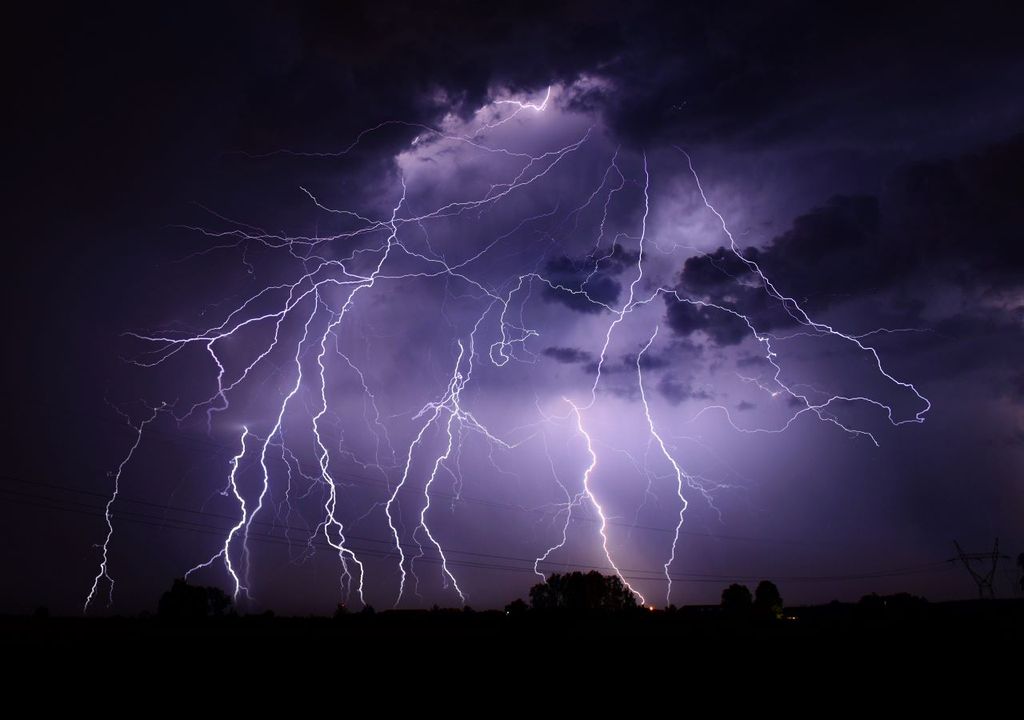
85, 83, 930, 612
185, 426, 251, 600
84, 403, 163, 612
636, 327, 688, 607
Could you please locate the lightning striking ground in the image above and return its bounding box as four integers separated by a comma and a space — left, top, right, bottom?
84, 83, 930, 612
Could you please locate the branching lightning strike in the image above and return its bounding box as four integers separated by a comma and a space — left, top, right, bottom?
84, 85, 930, 612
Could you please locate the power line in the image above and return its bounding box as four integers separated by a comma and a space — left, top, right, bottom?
0, 482, 955, 586
0, 467, 835, 550
16, 400, 842, 548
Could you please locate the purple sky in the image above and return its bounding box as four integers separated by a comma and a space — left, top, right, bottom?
4, 2, 1024, 615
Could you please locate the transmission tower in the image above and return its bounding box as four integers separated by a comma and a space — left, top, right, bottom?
952, 538, 1009, 599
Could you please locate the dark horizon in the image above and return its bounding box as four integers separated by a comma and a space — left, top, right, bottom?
3, 1, 1023, 617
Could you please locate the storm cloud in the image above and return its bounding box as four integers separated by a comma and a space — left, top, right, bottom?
4, 1, 1023, 616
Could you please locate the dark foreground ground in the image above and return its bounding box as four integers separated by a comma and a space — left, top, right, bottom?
6, 598, 1022, 650
4, 600, 1021, 699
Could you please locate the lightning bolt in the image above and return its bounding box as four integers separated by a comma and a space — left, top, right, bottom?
565, 398, 647, 606
84, 402, 162, 612
675, 146, 931, 443
84, 82, 930, 613
636, 326, 688, 607
185, 426, 251, 600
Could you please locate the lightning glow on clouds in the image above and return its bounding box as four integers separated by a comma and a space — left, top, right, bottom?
84, 80, 929, 613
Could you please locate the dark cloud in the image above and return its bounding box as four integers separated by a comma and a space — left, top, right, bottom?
583, 346, 681, 377
261, 2, 1024, 159
675, 246, 759, 295
749, 195, 888, 302
239, 1, 625, 155
624, 350, 671, 371
665, 195, 887, 344
543, 346, 593, 364
883, 134, 1024, 288
598, 243, 642, 271
663, 294, 752, 346
657, 374, 712, 406
588, 2, 1024, 151
542, 243, 638, 313
664, 134, 1024, 345
5, 0, 1024, 615
760, 135, 1023, 299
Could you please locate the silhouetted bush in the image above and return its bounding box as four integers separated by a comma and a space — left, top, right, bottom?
721, 583, 753, 615
754, 580, 784, 621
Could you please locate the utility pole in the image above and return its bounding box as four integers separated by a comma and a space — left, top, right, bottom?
952, 538, 1009, 599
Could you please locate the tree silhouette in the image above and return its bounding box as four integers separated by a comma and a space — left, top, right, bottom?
158, 578, 232, 620
505, 598, 529, 615
754, 580, 784, 620
721, 583, 753, 614
528, 571, 638, 611
1018, 553, 1023, 592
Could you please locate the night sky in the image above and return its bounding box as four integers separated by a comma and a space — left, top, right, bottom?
4, 1, 1023, 616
